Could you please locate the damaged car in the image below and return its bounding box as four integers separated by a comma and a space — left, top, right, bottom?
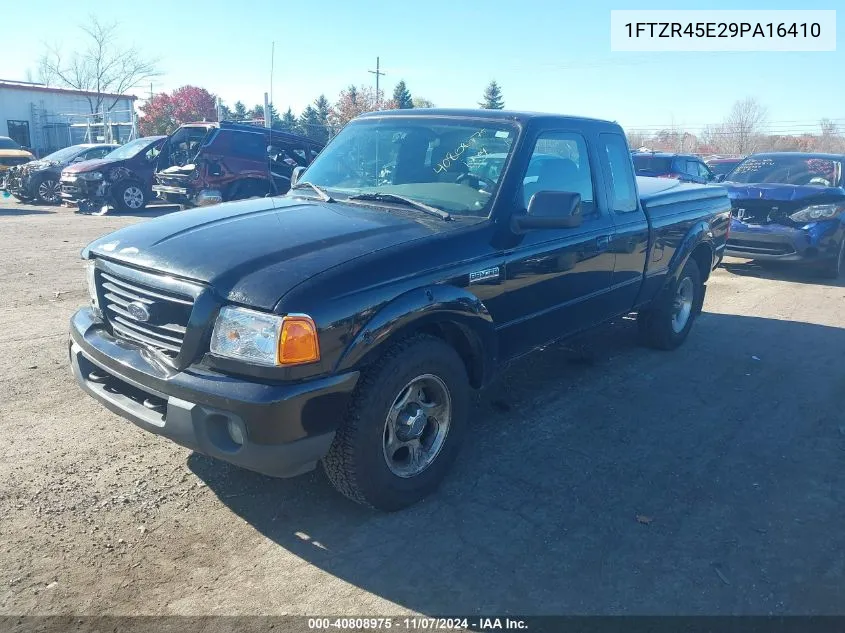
152, 121, 323, 208
60, 136, 166, 213
724, 152, 845, 278
2, 143, 118, 204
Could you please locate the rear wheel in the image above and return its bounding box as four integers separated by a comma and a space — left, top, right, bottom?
638, 258, 703, 350
818, 239, 844, 279
322, 334, 469, 511
34, 177, 61, 204
113, 181, 147, 212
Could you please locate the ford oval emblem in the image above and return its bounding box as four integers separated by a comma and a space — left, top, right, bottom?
127, 301, 151, 322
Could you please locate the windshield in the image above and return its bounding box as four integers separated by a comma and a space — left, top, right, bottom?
159, 126, 214, 168
103, 137, 158, 161
298, 117, 519, 216
0, 137, 20, 150
40, 146, 85, 163
727, 155, 843, 187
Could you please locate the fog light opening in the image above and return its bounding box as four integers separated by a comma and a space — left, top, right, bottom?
227, 419, 245, 446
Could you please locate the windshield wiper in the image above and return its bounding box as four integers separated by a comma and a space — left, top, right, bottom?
291, 181, 334, 203
347, 192, 452, 221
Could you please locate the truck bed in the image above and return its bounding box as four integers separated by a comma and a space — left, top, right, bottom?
637, 176, 729, 216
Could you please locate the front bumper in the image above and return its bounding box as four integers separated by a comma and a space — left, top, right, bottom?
60, 176, 105, 204
726, 218, 842, 262
69, 307, 359, 478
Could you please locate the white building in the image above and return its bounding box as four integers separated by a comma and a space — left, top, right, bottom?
0, 80, 137, 157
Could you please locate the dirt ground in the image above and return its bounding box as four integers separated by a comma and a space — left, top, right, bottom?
1, 197, 843, 616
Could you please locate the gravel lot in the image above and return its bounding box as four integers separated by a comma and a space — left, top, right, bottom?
1, 197, 843, 616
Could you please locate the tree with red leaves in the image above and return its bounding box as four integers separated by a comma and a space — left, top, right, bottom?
330, 85, 379, 129
139, 86, 217, 136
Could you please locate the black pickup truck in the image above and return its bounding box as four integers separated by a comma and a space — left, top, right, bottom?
69, 109, 730, 511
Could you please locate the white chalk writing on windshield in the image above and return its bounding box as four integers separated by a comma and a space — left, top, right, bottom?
433, 131, 488, 173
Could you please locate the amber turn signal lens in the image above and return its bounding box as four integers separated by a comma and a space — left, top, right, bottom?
277, 316, 320, 365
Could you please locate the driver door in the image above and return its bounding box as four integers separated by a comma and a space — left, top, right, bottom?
485, 130, 617, 360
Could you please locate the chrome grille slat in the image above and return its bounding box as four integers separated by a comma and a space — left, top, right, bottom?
112, 315, 184, 344
100, 272, 193, 305
111, 322, 182, 353
95, 266, 195, 359
101, 281, 156, 305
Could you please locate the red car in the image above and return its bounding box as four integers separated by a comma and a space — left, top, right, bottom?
60, 136, 167, 212
152, 121, 324, 208
706, 157, 745, 181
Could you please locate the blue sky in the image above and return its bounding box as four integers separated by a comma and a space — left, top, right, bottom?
1, 0, 842, 134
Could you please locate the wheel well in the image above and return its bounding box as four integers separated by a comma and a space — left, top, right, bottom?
415, 321, 485, 389
690, 243, 714, 282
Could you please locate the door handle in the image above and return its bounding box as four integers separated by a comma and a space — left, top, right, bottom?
596, 235, 611, 250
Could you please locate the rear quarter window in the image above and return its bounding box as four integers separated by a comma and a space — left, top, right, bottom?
633, 155, 672, 173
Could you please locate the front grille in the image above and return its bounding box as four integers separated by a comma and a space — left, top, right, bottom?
730, 200, 803, 226
96, 269, 193, 358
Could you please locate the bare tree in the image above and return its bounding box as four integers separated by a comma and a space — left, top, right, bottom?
625, 130, 650, 151
722, 98, 768, 155
38, 17, 160, 115
818, 118, 845, 153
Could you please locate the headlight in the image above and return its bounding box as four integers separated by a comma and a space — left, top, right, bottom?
85, 260, 100, 311
79, 171, 103, 181
789, 203, 845, 223
210, 307, 320, 366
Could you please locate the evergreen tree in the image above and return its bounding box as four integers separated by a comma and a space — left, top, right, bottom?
479, 80, 505, 109
233, 101, 247, 121
249, 103, 265, 122
281, 107, 299, 133
314, 94, 332, 140
391, 80, 413, 109
218, 104, 233, 121
299, 105, 324, 142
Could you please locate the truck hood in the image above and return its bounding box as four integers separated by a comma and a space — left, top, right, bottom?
83, 196, 437, 310
63, 157, 123, 174
724, 183, 845, 203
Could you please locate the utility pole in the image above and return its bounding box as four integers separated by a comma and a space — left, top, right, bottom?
368, 56, 386, 109
270, 41, 275, 112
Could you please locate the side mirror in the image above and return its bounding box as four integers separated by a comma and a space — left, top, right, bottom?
512, 190, 583, 232
715, 173, 726, 183
291, 165, 306, 188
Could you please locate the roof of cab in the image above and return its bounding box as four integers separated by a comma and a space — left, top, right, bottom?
356, 108, 620, 128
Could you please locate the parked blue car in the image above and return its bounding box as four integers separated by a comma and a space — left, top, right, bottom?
724, 152, 845, 278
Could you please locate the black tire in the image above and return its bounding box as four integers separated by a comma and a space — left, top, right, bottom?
818, 239, 844, 279
112, 180, 147, 212
34, 177, 61, 205
322, 334, 470, 511
638, 258, 704, 350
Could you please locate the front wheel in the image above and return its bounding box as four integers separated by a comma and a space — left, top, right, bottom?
113, 181, 147, 212
638, 258, 704, 350
34, 177, 61, 204
322, 334, 469, 511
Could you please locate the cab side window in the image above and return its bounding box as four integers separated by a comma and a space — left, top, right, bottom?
600, 133, 638, 213
522, 131, 594, 214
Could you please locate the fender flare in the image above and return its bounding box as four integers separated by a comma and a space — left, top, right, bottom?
334, 284, 497, 388
666, 220, 715, 286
